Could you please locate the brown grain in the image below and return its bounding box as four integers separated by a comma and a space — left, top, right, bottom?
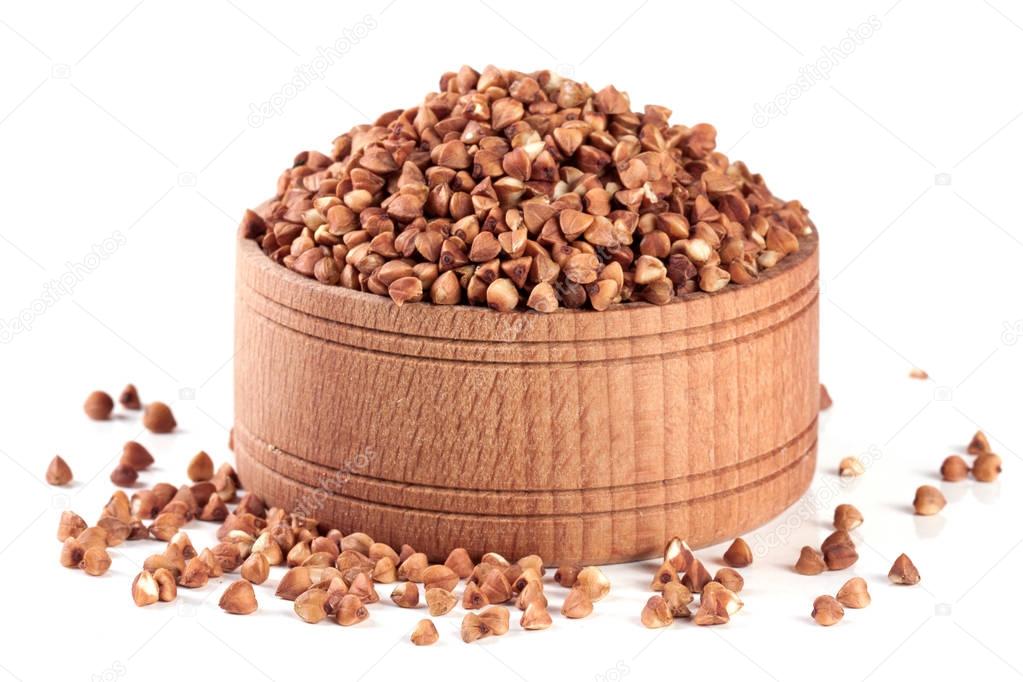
142, 402, 176, 433
244, 65, 813, 311
46, 456, 73, 486
84, 391, 114, 420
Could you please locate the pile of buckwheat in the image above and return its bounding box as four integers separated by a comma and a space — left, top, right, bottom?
51, 382, 1003, 636
241, 65, 814, 312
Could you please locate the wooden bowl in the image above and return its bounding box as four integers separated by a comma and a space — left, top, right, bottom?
234, 230, 819, 565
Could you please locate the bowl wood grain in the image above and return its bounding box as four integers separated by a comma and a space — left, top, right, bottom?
234, 230, 819, 564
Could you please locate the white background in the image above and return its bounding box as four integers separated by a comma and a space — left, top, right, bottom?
1, 1, 1021, 680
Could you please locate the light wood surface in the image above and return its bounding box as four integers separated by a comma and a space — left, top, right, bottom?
234, 230, 819, 565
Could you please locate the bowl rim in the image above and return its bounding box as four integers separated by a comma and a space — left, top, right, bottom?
238, 227, 818, 342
